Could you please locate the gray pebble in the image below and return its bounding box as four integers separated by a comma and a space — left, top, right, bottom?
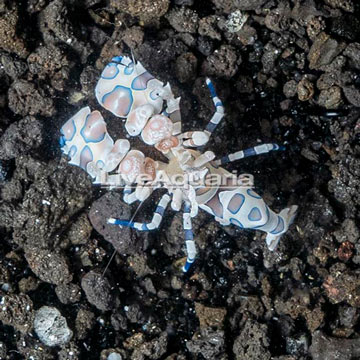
81, 271, 114, 311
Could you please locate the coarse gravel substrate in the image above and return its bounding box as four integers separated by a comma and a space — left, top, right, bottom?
0, 0, 360, 359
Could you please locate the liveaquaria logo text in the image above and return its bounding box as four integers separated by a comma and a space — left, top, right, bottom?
96, 170, 254, 189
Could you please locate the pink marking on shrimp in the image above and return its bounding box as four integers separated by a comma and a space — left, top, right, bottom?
118, 150, 145, 183
144, 157, 157, 181
141, 115, 173, 145
81, 110, 107, 142
103, 86, 133, 117
155, 136, 180, 153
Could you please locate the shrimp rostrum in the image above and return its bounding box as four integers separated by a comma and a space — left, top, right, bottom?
60, 56, 298, 272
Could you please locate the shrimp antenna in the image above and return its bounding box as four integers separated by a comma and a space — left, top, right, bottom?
101, 198, 145, 278
129, 47, 158, 107
130, 47, 137, 69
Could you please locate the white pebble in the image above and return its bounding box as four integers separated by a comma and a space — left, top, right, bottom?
34, 306, 73, 347
107, 353, 122, 360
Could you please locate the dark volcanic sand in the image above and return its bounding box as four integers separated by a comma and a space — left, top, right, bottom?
0, 0, 360, 359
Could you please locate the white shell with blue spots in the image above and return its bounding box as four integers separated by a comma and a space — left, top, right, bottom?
60, 106, 129, 180
95, 56, 164, 118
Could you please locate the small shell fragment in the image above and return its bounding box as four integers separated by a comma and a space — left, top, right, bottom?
225, 10, 249, 33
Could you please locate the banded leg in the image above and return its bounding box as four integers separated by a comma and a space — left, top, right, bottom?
123, 184, 154, 205
214, 143, 285, 166
204, 78, 225, 137
191, 151, 215, 168
180, 78, 224, 148
178, 131, 210, 147
108, 193, 171, 230
183, 202, 197, 272
123, 185, 138, 204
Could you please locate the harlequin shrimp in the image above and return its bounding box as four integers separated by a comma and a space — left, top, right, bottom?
60, 55, 298, 272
